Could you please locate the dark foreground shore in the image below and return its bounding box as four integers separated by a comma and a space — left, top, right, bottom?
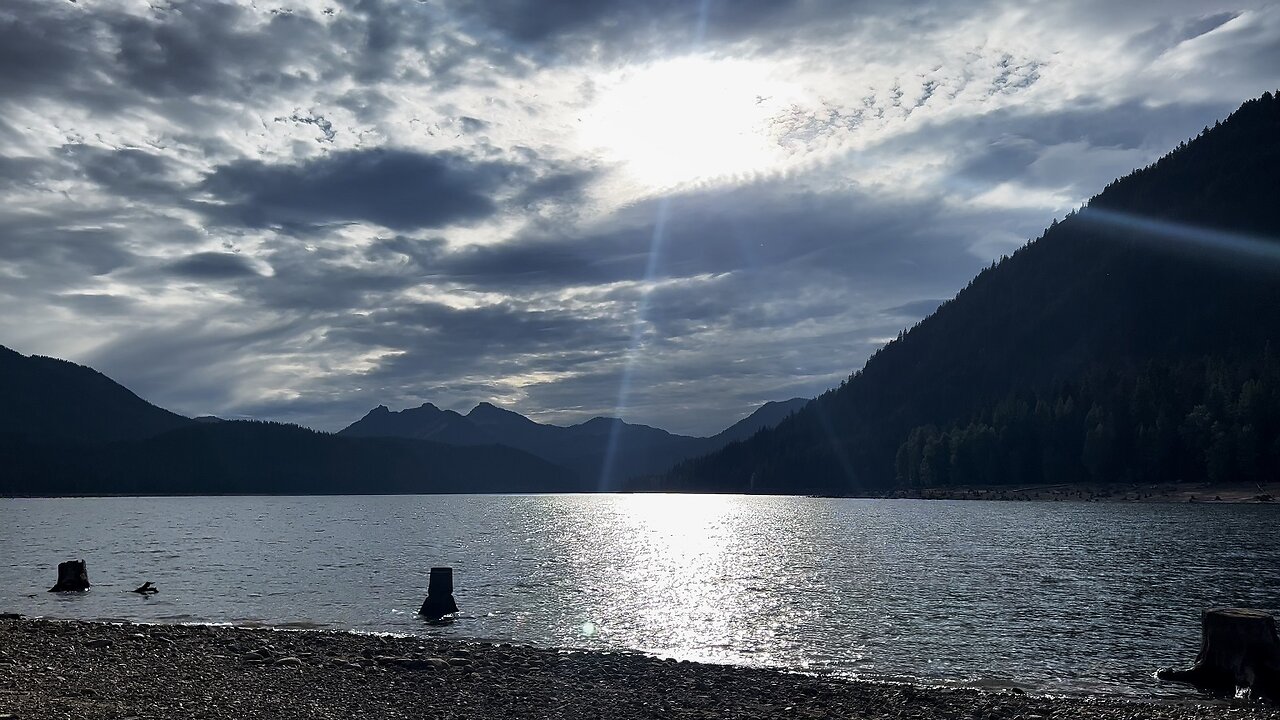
1, 617, 1276, 720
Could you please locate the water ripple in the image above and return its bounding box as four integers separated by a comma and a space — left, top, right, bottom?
1, 494, 1277, 698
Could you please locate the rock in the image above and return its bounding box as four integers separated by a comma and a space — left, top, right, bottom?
85, 639, 112, 649
447, 657, 472, 667
48, 560, 90, 592
0, 613, 22, 620
273, 656, 303, 666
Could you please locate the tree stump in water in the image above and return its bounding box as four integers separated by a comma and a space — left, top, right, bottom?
418, 567, 458, 620
48, 560, 90, 592
1158, 608, 1280, 700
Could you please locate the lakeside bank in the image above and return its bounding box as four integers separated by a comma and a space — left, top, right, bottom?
1, 617, 1276, 720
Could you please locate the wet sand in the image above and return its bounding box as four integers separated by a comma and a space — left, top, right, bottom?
2, 617, 1276, 720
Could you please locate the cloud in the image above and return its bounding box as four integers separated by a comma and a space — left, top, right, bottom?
165, 252, 262, 280
199, 149, 510, 231
2, 0, 1278, 436
197, 148, 594, 232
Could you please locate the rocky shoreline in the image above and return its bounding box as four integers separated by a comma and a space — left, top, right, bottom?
1, 617, 1278, 719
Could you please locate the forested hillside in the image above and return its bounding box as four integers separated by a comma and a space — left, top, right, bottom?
663, 92, 1280, 493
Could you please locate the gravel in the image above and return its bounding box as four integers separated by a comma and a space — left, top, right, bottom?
1, 616, 1276, 720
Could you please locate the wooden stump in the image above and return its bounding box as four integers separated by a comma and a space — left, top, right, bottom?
418, 567, 458, 620
1158, 608, 1280, 700
48, 560, 90, 592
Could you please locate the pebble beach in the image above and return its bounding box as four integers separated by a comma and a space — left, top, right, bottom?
2, 616, 1278, 720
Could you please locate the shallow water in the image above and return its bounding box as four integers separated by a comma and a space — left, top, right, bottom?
1, 494, 1277, 698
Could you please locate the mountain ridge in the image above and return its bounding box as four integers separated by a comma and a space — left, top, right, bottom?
0, 346, 582, 495
338, 396, 810, 485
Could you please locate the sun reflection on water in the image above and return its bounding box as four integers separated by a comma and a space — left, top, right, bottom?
563, 494, 790, 666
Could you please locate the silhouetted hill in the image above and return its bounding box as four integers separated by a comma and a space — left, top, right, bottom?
709, 398, 809, 445
665, 92, 1280, 493
340, 398, 812, 486
0, 348, 582, 496
0, 420, 581, 496
0, 345, 192, 444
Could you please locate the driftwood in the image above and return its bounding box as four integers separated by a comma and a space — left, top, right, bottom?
1158, 608, 1280, 701
48, 560, 90, 592
418, 567, 458, 621
131, 582, 159, 595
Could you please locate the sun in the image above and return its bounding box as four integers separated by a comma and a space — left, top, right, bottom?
578, 56, 800, 189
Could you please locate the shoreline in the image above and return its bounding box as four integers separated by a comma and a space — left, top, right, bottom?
3, 617, 1277, 719
881, 482, 1280, 504
3, 482, 1279, 502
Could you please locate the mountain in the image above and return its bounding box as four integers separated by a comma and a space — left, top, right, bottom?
0, 347, 582, 496
708, 398, 809, 445
664, 92, 1280, 493
342, 403, 496, 446
0, 345, 192, 444
339, 397, 812, 486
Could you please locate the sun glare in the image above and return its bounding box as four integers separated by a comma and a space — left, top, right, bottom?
579, 57, 800, 189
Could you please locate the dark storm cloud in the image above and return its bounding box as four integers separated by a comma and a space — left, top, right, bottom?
450, 0, 950, 60
0, 224, 134, 278
110, 4, 329, 100
165, 252, 261, 280
63, 145, 182, 200
437, 180, 981, 290
0, 0, 503, 118
245, 239, 429, 312
0, 1, 330, 110
0, 2, 91, 99
199, 149, 517, 231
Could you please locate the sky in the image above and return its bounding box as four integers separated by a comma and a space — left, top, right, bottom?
1, 0, 1277, 436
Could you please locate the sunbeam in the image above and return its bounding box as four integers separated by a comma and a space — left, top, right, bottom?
1079, 207, 1280, 264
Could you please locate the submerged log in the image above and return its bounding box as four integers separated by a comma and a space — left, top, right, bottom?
48, 560, 91, 592
1158, 608, 1280, 700
131, 582, 158, 595
418, 567, 458, 621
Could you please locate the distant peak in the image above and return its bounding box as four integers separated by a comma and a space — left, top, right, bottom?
467, 401, 537, 426
371, 404, 390, 414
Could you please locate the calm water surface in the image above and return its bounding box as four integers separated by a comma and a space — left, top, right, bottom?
1, 495, 1277, 698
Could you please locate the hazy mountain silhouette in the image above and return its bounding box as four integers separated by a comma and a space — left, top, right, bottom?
0, 345, 192, 444
708, 398, 808, 444
0, 346, 581, 495
665, 92, 1280, 493
0, 421, 579, 496
340, 397, 810, 485
341, 403, 497, 446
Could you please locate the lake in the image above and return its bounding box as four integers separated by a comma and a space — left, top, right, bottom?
1, 494, 1277, 698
